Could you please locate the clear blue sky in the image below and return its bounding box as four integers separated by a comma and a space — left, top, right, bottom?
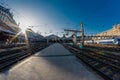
1, 0, 120, 36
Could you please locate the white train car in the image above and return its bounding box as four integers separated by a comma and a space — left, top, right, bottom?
97, 39, 114, 44
84, 40, 94, 44
85, 38, 120, 45
96, 38, 120, 45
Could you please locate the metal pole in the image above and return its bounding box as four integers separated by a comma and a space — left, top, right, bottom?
80, 22, 84, 46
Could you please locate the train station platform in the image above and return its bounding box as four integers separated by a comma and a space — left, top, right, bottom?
0, 43, 102, 80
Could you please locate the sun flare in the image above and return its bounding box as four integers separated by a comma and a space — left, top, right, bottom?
21, 26, 27, 33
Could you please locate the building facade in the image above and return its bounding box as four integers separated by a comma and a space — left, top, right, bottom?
0, 5, 20, 33
98, 24, 120, 36
0, 5, 21, 44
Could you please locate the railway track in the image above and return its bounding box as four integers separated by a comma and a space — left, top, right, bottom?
85, 44, 120, 52
0, 43, 50, 72
64, 44, 120, 80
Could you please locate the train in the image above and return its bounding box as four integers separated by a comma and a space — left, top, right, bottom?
85, 38, 120, 45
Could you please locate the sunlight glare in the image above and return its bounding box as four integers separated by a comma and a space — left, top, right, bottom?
21, 26, 27, 34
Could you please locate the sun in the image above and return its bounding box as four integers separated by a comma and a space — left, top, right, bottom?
21, 26, 28, 33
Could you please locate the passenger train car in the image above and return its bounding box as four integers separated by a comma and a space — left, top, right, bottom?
85, 38, 120, 45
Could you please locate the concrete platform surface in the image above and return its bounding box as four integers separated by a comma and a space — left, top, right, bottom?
0, 43, 103, 80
